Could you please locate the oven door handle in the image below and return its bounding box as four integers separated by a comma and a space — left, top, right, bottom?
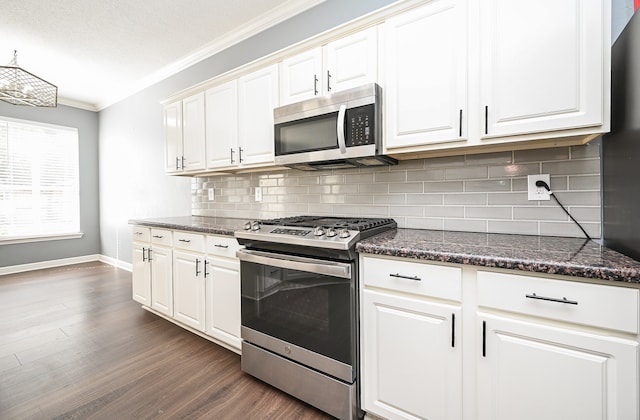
236, 249, 352, 279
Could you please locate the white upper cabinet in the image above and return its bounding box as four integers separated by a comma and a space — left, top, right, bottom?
163, 101, 183, 173
238, 64, 279, 166
480, 0, 606, 138
164, 92, 206, 173
384, 0, 468, 150
205, 80, 239, 170
280, 27, 378, 105
205, 65, 278, 170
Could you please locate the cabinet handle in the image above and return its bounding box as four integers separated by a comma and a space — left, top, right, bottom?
147, 248, 153, 262
134, 231, 143, 236
451, 313, 456, 348
195, 258, 201, 277
525, 293, 578, 305
459, 109, 463, 137
239, 147, 244, 163
484, 105, 488, 135
204, 260, 209, 278
482, 320, 487, 357
230, 148, 235, 164
178, 239, 191, 243
313, 74, 318, 95
214, 244, 229, 248
142, 247, 147, 262
152, 235, 163, 239
327, 70, 332, 91
175, 156, 180, 170
181, 156, 186, 170
389, 273, 421, 281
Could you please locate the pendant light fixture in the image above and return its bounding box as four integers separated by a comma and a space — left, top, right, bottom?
0, 50, 57, 107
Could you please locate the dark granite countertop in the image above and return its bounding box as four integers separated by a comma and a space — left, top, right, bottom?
129, 217, 640, 284
128, 216, 244, 236
356, 228, 640, 284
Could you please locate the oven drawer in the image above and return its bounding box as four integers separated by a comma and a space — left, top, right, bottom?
362, 256, 462, 302
132, 226, 150, 242
206, 235, 240, 258
477, 271, 640, 334
173, 231, 205, 253
150, 229, 172, 246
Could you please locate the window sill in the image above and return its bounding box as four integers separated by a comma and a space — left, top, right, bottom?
0, 232, 85, 245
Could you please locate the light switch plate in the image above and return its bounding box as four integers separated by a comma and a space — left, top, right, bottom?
527, 174, 551, 200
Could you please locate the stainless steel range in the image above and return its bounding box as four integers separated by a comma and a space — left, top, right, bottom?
235, 216, 396, 420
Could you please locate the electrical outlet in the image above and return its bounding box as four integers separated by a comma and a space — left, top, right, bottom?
254, 186, 262, 202
207, 188, 215, 201
527, 174, 551, 201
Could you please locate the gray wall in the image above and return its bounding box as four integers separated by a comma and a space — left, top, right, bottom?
0, 102, 100, 267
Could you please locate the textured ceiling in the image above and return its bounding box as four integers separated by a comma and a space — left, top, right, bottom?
0, 0, 324, 110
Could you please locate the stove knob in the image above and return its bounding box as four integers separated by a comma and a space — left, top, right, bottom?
313, 226, 325, 236
244, 221, 252, 230
326, 228, 337, 238
251, 221, 260, 231
338, 228, 351, 239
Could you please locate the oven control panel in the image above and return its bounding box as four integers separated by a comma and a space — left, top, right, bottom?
271, 228, 311, 237
237, 222, 359, 249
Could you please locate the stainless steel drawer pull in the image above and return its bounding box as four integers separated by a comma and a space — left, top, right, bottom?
525, 293, 578, 305
134, 231, 143, 235
390, 273, 422, 281
152, 235, 163, 239
214, 244, 229, 248
178, 239, 191, 243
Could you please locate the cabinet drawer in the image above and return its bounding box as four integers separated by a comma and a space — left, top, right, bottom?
173, 231, 205, 252
132, 226, 150, 242
362, 256, 462, 302
150, 229, 172, 246
206, 235, 240, 258
477, 271, 640, 334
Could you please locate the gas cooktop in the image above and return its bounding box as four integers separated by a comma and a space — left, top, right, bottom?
235, 215, 397, 250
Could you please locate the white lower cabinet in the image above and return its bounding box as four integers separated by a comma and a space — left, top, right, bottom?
477, 313, 639, 420
362, 289, 462, 420
360, 255, 640, 420
149, 245, 173, 317
131, 226, 241, 352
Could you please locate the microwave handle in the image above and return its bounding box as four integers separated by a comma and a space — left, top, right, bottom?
337, 104, 347, 154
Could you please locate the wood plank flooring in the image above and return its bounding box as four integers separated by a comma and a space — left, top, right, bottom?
0, 262, 332, 419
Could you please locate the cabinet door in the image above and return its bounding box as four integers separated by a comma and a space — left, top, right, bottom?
280, 48, 322, 105
173, 250, 206, 331
325, 26, 377, 94
205, 257, 241, 350
163, 101, 183, 173
150, 245, 173, 317
132, 242, 151, 305
480, 0, 604, 137
205, 81, 239, 170
238, 64, 279, 166
477, 313, 639, 420
362, 289, 462, 420
384, 0, 467, 150
181, 92, 206, 171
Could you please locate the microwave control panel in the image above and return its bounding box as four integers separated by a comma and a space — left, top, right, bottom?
347, 105, 375, 146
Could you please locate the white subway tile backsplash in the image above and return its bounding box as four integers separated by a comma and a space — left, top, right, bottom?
193, 145, 601, 238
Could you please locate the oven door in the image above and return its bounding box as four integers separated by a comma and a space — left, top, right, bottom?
237, 248, 357, 383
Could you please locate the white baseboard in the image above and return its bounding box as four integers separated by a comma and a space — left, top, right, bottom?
0, 254, 132, 276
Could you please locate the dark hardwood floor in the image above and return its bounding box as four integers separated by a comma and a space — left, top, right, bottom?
0, 262, 333, 419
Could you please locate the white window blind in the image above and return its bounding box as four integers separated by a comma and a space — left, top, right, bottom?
0, 116, 80, 241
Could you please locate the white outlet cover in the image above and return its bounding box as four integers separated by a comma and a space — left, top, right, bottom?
255, 186, 262, 202
527, 174, 551, 201
207, 188, 215, 201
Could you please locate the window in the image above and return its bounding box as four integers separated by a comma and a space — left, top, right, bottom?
0, 116, 80, 242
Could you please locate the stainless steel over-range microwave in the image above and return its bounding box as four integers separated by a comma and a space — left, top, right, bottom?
273, 83, 396, 171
